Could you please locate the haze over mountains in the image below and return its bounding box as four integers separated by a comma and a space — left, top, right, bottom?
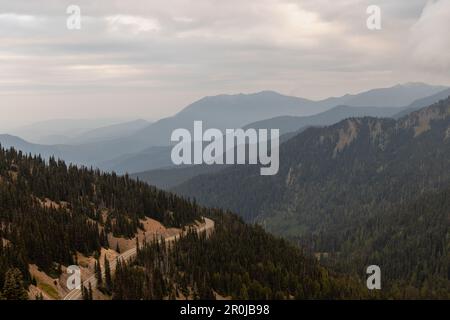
134, 82, 445, 145
0, 83, 448, 177
244, 105, 402, 136
393, 87, 450, 119
10, 119, 123, 145
316, 82, 447, 108
132, 85, 450, 187
9, 119, 151, 145
130, 105, 409, 188
92, 82, 448, 150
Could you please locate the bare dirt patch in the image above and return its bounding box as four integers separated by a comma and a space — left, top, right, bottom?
333, 119, 359, 157
29, 264, 61, 300
108, 217, 181, 252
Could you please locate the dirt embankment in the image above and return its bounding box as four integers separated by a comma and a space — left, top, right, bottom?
27, 216, 190, 300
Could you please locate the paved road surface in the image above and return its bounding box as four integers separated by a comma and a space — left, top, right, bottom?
63, 217, 214, 300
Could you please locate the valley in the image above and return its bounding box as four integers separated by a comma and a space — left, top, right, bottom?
1, 84, 449, 300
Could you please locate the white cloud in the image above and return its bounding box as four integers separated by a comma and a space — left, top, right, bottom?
0, 13, 36, 23
410, 0, 450, 71
0, 13, 43, 28
105, 15, 161, 35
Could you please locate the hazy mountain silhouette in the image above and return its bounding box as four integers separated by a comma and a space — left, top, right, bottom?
69, 119, 150, 145
0, 134, 63, 158
1, 83, 447, 171
243, 105, 403, 136
130, 105, 404, 187
317, 82, 446, 108
393, 88, 450, 119
119, 84, 447, 147
9, 118, 122, 145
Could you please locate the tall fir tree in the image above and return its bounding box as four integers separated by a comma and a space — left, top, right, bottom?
104, 255, 112, 294
2, 268, 28, 300
95, 259, 103, 287
88, 282, 93, 300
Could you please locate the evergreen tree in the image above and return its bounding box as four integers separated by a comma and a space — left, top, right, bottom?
88, 282, 93, 300
104, 255, 112, 294
240, 284, 249, 300
95, 259, 103, 287
2, 268, 28, 300
81, 285, 88, 300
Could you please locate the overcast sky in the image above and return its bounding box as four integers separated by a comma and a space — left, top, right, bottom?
1, 0, 450, 130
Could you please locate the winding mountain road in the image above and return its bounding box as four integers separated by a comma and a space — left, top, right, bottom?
63, 217, 214, 300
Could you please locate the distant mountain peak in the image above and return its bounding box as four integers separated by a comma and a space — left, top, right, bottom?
200, 90, 294, 100
397, 82, 433, 88
254, 90, 285, 96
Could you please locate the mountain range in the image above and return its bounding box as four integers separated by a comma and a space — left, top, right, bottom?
8, 118, 127, 145
1, 83, 448, 176
101, 82, 447, 150
131, 89, 450, 188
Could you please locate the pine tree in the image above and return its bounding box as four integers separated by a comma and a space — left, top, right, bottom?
81, 285, 88, 300
95, 259, 103, 286
2, 268, 29, 300
240, 284, 249, 300
104, 255, 112, 294
88, 282, 93, 300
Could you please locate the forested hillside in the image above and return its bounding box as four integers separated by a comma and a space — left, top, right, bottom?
0, 147, 202, 299
0, 146, 367, 300
112, 213, 367, 300
176, 98, 450, 225
323, 187, 450, 298
174, 98, 450, 298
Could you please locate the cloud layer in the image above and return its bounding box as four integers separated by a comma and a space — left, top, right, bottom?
410, 0, 450, 71
0, 0, 449, 128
